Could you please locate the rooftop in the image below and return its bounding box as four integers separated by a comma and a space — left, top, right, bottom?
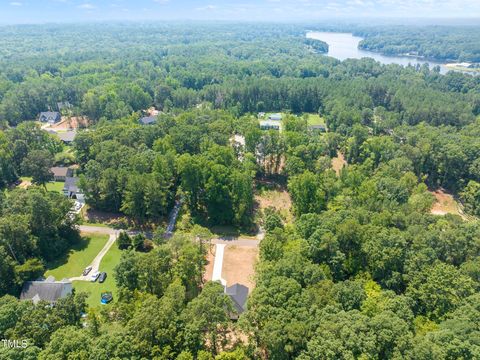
20, 276, 72, 305
225, 283, 249, 315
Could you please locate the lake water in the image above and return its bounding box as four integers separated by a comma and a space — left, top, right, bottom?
307, 31, 449, 74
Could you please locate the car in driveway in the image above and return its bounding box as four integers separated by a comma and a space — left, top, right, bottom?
82, 266, 92, 276
98, 272, 107, 283
90, 271, 100, 282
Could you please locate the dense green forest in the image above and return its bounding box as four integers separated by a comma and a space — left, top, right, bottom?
356, 26, 480, 62
0, 22, 480, 359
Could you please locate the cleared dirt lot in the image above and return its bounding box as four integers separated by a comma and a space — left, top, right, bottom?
222, 245, 258, 290
50, 116, 90, 131
204, 244, 258, 291
429, 189, 469, 220
332, 151, 347, 175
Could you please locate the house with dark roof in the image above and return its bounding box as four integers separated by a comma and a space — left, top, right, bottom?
39, 112, 61, 124
50, 167, 73, 182
139, 116, 157, 125
225, 283, 249, 319
63, 177, 84, 202
20, 276, 72, 305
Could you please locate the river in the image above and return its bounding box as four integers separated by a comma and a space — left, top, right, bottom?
306, 31, 450, 74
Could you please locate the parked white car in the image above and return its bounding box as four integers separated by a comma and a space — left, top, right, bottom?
90, 271, 100, 282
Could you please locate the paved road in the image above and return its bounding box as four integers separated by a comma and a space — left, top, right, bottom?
78, 225, 117, 235
212, 238, 260, 247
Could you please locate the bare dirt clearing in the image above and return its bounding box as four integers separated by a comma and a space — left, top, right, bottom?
430, 189, 469, 220
50, 116, 90, 131
222, 245, 258, 290
332, 151, 347, 175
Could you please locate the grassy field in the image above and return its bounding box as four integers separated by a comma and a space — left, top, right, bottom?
45, 234, 109, 279
46, 181, 65, 193
73, 244, 122, 308
305, 113, 326, 126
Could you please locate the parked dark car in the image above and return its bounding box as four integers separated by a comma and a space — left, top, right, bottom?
98, 272, 107, 283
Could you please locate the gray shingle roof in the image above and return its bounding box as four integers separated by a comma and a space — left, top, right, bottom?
139, 116, 157, 125
225, 283, 249, 314
39, 112, 61, 123
56, 131, 76, 143
20, 278, 72, 304
63, 176, 79, 194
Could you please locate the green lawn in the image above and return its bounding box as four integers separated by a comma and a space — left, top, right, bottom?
46, 181, 65, 193
45, 234, 109, 279
73, 244, 122, 308
305, 113, 326, 126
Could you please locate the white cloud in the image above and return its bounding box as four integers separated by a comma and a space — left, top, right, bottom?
10, 1, 22, 6
77, 3, 96, 9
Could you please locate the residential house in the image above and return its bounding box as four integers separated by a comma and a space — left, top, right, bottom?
20, 276, 72, 305
50, 167, 73, 182
268, 113, 282, 121
63, 176, 84, 202
139, 116, 157, 125
308, 124, 326, 133
259, 120, 280, 130
39, 112, 61, 124
225, 283, 249, 320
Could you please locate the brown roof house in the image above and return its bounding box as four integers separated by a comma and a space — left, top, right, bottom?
50, 167, 73, 182
20, 276, 72, 305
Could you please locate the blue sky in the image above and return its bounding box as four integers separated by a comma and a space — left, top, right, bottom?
0, 0, 479, 24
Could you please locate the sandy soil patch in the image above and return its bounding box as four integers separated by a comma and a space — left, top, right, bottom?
222, 245, 258, 291
430, 189, 466, 218
50, 116, 90, 131
203, 247, 215, 283
332, 151, 347, 176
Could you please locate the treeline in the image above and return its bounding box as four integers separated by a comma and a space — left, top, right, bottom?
355, 25, 480, 62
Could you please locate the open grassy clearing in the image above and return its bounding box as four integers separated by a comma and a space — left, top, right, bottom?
73, 244, 122, 308
305, 113, 326, 126
45, 181, 65, 193
255, 181, 293, 223
45, 233, 110, 279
